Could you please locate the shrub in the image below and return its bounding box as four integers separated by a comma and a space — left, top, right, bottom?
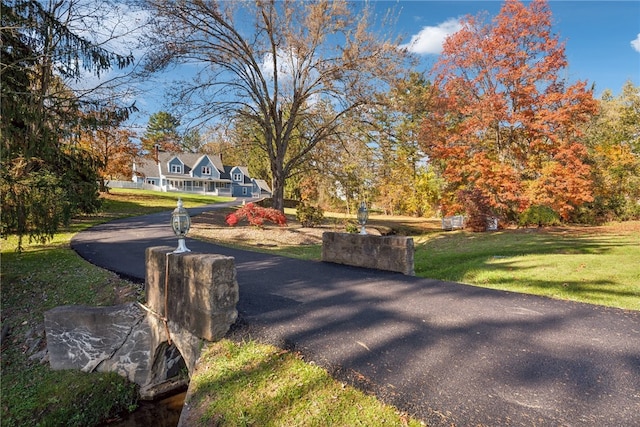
458, 188, 495, 232
345, 221, 359, 234
296, 204, 324, 227
518, 205, 561, 227
225, 203, 287, 227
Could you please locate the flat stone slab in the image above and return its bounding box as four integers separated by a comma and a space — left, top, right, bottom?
45, 302, 203, 396
45, 303, 149, 377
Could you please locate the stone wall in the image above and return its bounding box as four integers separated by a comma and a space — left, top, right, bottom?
45, 246, 239, 399
321, 232, 415, 276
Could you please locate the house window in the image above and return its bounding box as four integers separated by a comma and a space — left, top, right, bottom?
201, 166, 211, 175
233, 173, 242, 181
170, 164, 182, 174
242, 187, 248, 195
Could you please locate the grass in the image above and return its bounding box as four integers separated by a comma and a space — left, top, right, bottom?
186, 339, 422, 427
99, 188, 232, 217
412, 226, 640, 311
1, 233, 141, 427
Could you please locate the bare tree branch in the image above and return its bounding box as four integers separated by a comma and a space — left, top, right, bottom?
142, 0, 409, 210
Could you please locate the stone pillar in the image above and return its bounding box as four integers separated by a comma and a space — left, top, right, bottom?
145, 246, 239, 342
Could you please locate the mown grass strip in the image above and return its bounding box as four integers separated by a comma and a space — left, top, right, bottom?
186, 339, 423, 427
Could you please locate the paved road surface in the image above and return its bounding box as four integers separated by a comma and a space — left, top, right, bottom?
71, 204, 640, 426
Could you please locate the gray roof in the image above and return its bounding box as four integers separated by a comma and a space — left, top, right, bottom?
134, 152, 227, 180
253, 179, 272, 193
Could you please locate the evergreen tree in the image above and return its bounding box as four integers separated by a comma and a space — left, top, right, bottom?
0, 0, 134, 250
141, 111, 182, 153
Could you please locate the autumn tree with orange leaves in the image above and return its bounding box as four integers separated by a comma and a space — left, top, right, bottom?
77, 109, 141, 192
421, 0, 598, 225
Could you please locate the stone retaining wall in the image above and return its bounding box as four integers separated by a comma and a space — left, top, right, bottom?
321, 232, 415, 275
45, 246, 239, 400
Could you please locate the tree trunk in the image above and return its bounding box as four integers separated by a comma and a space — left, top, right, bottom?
271, 171, 285, 212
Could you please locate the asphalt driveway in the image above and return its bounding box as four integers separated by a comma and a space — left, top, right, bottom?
71, 203, 640, 426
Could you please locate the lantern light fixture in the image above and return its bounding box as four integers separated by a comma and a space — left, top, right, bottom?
357, 201, 369, 235
171, 198, 191, 253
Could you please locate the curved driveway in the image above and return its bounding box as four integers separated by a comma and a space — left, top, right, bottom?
71, 203, 640, 426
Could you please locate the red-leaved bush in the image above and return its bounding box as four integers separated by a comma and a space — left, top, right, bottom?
225, 203, 287, 228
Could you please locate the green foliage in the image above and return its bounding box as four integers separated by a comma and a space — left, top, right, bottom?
518, 205, 561, 227
182, 128, 204, 153
296, 204, 324, 228
0, 154, 102, 251
0, 0, 132, 251
583, 81, 640, 223
345, 221, 360, 234
375, 73, 441, 217
142, 111, 182, 152
0, 163, 68, 247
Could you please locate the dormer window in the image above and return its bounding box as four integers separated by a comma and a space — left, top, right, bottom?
202, 166, 211, 175
233, 173, 242, 181
170, 164, 182, 174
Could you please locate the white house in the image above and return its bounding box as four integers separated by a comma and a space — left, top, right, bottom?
132, 152, 271, 198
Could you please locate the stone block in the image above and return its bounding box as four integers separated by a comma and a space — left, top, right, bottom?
321, 232, 414, 275
44, 303, 150, 380
145, 247, 239, 341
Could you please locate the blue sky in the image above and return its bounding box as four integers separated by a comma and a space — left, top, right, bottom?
382, 0, 640, 96
108, 0, 639, 129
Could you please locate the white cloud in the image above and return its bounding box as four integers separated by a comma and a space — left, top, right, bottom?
261, 49, 297, 79
399, 18, 463, 55
631, 33, 640, 53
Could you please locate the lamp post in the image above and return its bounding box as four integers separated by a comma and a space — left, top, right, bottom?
357, 201, 368, 235
171, 198, 191, 253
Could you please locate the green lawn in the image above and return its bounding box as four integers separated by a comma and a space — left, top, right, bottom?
100, 188, 232, 216
187, 340, 422, 426
413, 227, 640, 311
